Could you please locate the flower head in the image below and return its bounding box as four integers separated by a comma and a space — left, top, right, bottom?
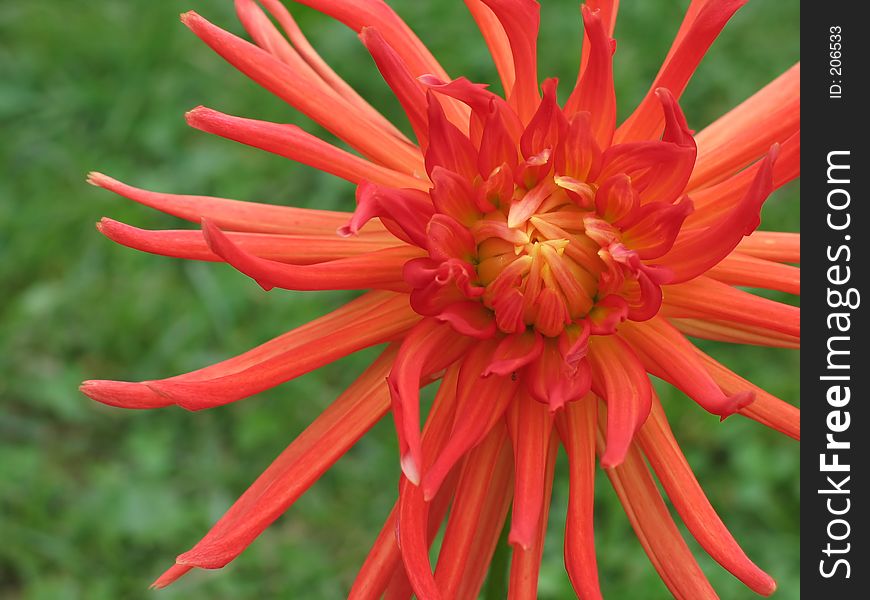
83, 0, 799, 597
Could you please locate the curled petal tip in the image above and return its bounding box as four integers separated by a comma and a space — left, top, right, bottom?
720, 390, 756, 421
80, 379, 173, 409
150, 563, 193, 589
400, 453, 421, 486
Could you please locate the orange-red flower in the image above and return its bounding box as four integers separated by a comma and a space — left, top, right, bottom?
82, 0, 800, 597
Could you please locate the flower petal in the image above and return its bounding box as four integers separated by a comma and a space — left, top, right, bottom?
556, 397, 602, 600
506, 391, 555, 550
182, 11, 423, 174
81, 291, 417, 410
186, 106, 427, 190
638, 392, 777, 595
153, 345, 396, 580
587, 335, 652, 468
618, 317, 754, 418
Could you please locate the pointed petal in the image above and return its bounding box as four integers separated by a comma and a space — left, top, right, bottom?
618, 317, 754, 418
186, 106, 427, 190
661, 276, 799, 338
155, 346, 396, 577
434, 423, 511, 598
465, 0, 516, 96
388, 319, 474, 484
587, 335, 652, 468
565, 6, 616, 148
507, 427, 558, 599
87, 172, 386, 235
616, 0, 748, 142
638, 393, 777, 595
182, 11, 422, 174
691, 63, 799, 189
203, 219, 419, 292
556, 398, 602, 600
479, 0, 540, 121
96, 218, 400, 265
600, 424, 718, 599
81, 292, 418, 410
423, 341, 519, 499
506, 392, 555, 550
655, 146, 777, 282
697, 351, 800, 440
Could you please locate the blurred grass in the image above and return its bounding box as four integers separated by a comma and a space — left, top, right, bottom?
1, 0, 798, 598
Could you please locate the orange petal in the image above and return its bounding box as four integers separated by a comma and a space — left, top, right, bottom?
615, 0, 748, 142
691, 63, 799, 189
203, 219, 419, 292
565, 6, 616, 148
506, 392, 555, 550
96, 218, 400, 265
433, 423, 511, 598
182, 11, 422, 175
87, 172, 388, 236
600, 416, 718, 599
81, 292, 417, 410
556, 397, 602, 600
507, 427, 558, 599
152, 345, 396, 581
185, 106, 427, 190
706, 252, 800, 295
735, 231, 800, 264
638, 393, 777, 595
662, 276, 799, 338
697, 351, 800, 440
618, 317, 754, 418
669, 318, 800, 349
587, 336, 652, 467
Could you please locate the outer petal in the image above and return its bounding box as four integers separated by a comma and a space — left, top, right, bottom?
182, 11, 422, 174
601, 422, 718, 599
587, 335, 652, 467
203, 219, 420, 292
186, 107, 427, 190
618, 317, 754, 418
87, 172, 389, 236
81, 291, 417, 410
556, 397, 602, 600
151, 345, 397, 585
638, 392, 777, 596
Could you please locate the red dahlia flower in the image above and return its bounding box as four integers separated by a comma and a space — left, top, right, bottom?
82, 0, 800, 597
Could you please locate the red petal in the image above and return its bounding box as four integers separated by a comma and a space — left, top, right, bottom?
434, 301, 497, 340
203, 219, 418, 292
97, 218, 400, 265
520, 78, 568, 160
638, 393, 777, 595
565, 6, 616, 148
388, 319, 473, 484
427, 214, 477, 261
616, 0, 748, 142
618, 317, 755, 418
87, 172, 386, 235
484, 330, 544, 377
423, 341, 519, 500
506, 392, 555, 549
154, 345, 396, 578
424, 92, 479, 181
507, 424, 558, 598
587, 335, 652, 467
601, 428, 717, 599
556, 397, 602, 600
186, 106, 427, 190
698, 351, 800, 440
360, 27, 430, 149
661, 276, 799, 338
182, 11, 422, 174
656, 145, 777, 282
479, 0, 541, 121
430, 166, 483, 225
340, 181, 434, 248
81, 291, 418, 410
433, 423, 512, 598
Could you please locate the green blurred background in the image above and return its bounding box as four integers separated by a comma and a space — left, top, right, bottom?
1, 0, 799, 598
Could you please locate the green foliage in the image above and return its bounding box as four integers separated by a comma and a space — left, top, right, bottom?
1, 1, 798, 598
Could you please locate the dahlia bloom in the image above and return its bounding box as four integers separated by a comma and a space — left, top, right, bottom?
82, 0, 800, 597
